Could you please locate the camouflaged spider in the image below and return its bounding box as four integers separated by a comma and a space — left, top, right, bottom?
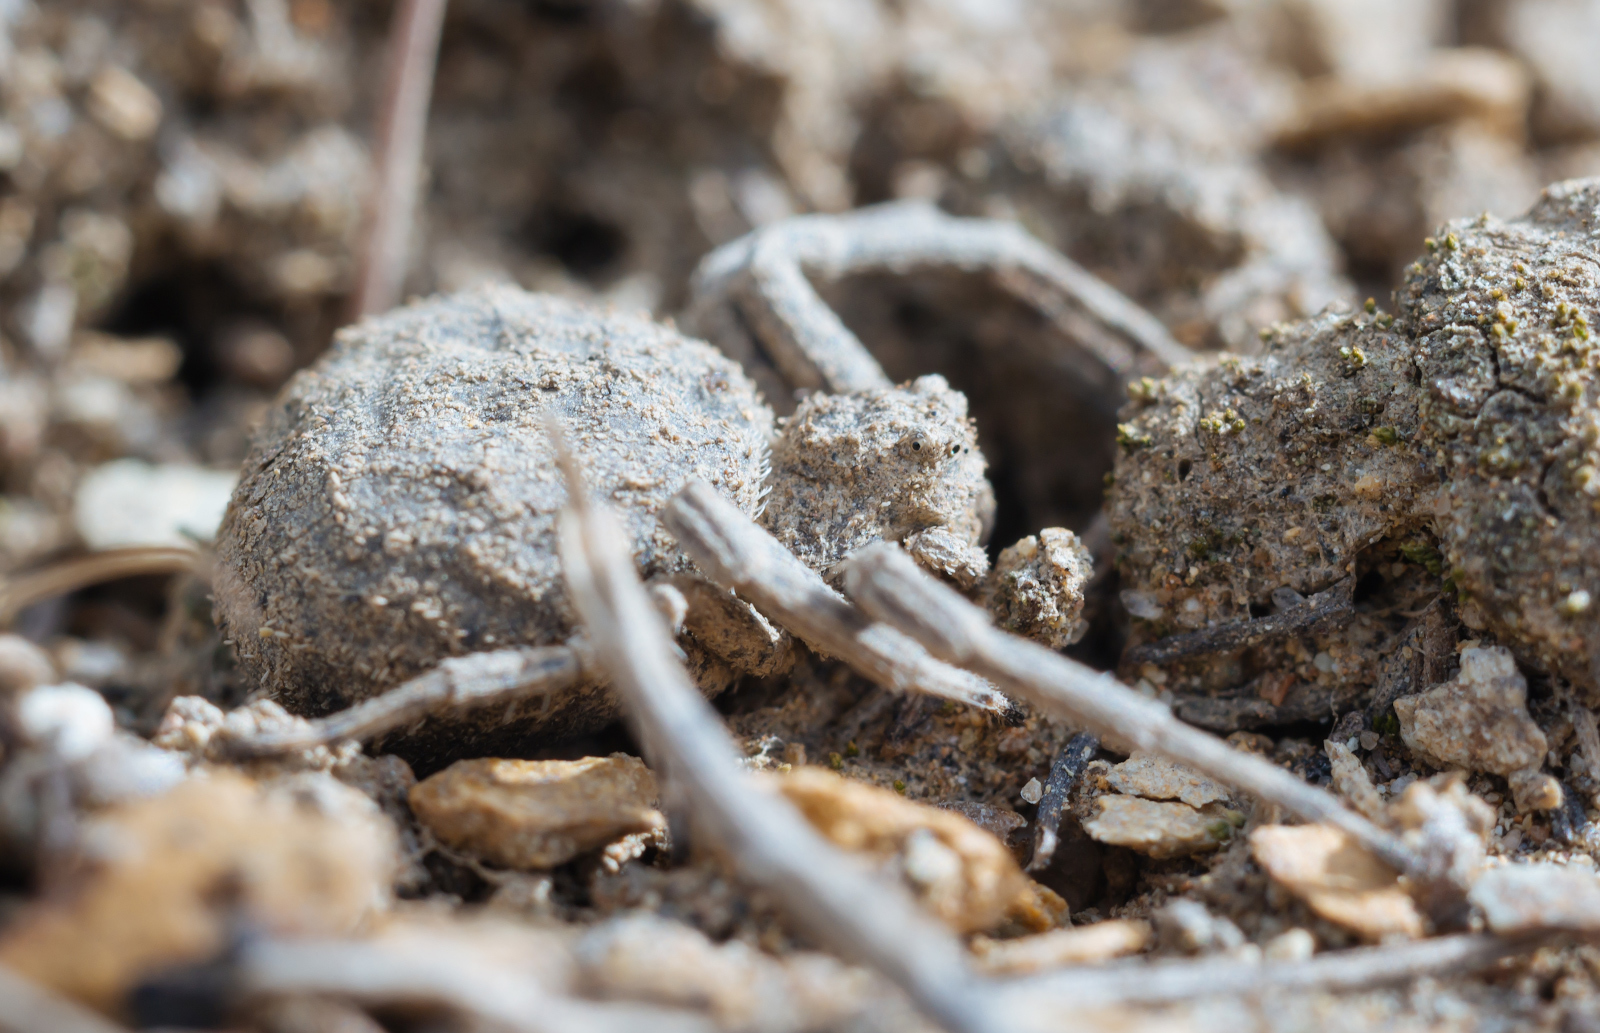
213, 202, 1181, 763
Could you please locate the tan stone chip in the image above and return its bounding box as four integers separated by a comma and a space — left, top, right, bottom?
1106, 753, 1232, 808
409, 754, 665, 870
773, 766, 1034, 934
1249, 823, 1423, 941
1082, 795, 1237, 859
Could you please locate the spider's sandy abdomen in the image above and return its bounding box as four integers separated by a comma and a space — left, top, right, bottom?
214, 287, 773, 754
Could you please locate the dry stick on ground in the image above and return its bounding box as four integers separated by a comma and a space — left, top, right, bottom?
839, 543, 1427, 880
688, 202, 1189, 395
0, 964, 133, 1033
1028, 732, 1099, 872
215, 646, 583, 757
999, 933, 1528, 1013
239, 937, 716, 1033
664, 479, 1015, 716
0, 546, 200, 627
556, 455, 1005, 1033
349, 0, 448, 319
1123, 576, 1355, 668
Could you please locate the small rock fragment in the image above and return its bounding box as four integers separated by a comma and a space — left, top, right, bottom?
971, 920, 1150, 975
1105, 753, 1231, 808
774, 766, 1032, 933
1508, 768, 1564, 814
1249, 823, 1424, 941
1325, 739, 1386, 821
1082, 795, 1234, 859
1020, 777, 1044, 804
985, 528, 1093, 649
1264, 928, 1316, 963
1153, 899, 1247, 955
409, 755, 665, 870
1469, 863, 1600, 935
1394, 646, 1547, 776
73, 460, 237, 550
0, 772, 395, 1014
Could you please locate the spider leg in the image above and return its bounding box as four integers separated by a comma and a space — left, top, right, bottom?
686, 201, 1187, 402
664, 480, 1017, 717
214, 645, 586, 758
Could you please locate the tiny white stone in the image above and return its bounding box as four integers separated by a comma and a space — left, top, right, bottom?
1020, 777, 1044, 805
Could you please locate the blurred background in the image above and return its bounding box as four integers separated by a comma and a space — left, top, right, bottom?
0, 0, 1597, 721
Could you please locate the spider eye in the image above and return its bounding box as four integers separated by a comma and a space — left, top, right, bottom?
950, 444, 961, 455
911, 441, 922, 451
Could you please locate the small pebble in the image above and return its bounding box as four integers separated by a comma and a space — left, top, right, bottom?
1020, 777, 1043, 804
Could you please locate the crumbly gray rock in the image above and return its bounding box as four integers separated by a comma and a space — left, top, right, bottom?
1109, 177, 1600, 696
984, 528, 1092, 650
214, 286, 772, 754
760, 374, 994, 585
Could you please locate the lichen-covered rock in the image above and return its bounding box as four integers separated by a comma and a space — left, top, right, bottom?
214, 286, 773, 753
772, 766, 1031, 934
1249, 823, 1424, 941
985, 528, 1092, 649
409, 755, 664, 870
760, 374, 994, 585
1108, 178, 1600, 700
0, 772, 395, 1015
1393, 645, 1547, 777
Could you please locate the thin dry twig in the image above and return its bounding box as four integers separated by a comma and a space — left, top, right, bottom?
1123, 576, 1354, 668
841, 544, 1424, 879
350, 0, 448, 319
0, 963, 132, 1033
240, 937, 715, 1033
664, 479, 1014, 716
557, 450, 1004, 1033
215, 645, 582, 758
999, 933, 1527, 1012
1028, 732, 1098, 872
688, 202, 1189, 396
0, 546, 200, 627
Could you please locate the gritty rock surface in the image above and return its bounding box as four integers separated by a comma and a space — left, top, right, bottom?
985, 528, 1093, 649
214, 287, 773, 753
760, 374, 994, 585
1081, 795, 1233, 859
1249, 823, 1424, 941
408, 755, 664, 870
1394, 646, 1547, 777
0, 772, 395, 1014
772, 766, 1032, 934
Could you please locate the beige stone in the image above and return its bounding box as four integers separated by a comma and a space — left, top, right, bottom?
0, 772, 395, 1014
1082, 795, 1235, 859
1249, 823, 1423, 941
1469, 863, 1600, 935
971, 920, 1150, 975
1106, 753, 1231, 808
773, 766, 1033, 933
0, 634, 55, 696
1325, 740, 1385, 821
409, 754, 664, 870
1508, 769, 1563, 813
1394, 646, 1547, 776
